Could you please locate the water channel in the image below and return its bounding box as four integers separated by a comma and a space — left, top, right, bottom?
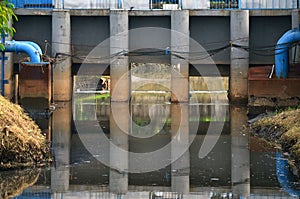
1, 94, 299, 199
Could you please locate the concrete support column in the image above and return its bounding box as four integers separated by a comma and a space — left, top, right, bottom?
52, 10, 72, 101
231, 106, 250, 198
171, 104, 190, 194
110, 10, 130, 102
1, 19, 14, 99
230, 10, 249, 102
110, 0, 120, 9
109, 102, 129, 194
171, 10, 189, 103
51, 102, 71, 192
292, 10, 300, 64
54, 0, 64, 9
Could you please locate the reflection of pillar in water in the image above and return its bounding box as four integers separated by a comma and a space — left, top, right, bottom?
51, 102, 71, 192
231, 106, 250, 198
171, 103, 190, 194
109, 102, 129, 194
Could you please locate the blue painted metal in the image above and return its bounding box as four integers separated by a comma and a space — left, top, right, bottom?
275, 29, 300, 78
276, 151, 300, 197
3, 41, 41, 63
118, 0, 122, 9
15, 41, 43, 55
22, 0, 53, 8
9, 0, 25, 8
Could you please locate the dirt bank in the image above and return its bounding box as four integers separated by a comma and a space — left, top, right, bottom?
0, 95, 49, 169
250, 108, 300, 167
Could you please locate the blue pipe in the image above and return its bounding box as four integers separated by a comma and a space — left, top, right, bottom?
275, 29, 300, 78
3, 41, 41, 63
15, 41, 43, 56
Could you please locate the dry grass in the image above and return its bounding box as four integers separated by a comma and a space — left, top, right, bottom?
0, 95, 49, 169
250, 108, 300, 164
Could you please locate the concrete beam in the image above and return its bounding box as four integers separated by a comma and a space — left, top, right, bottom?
171, 10, 189, 103
230, 10, 249, 102
13, 8, 292, 17
110, 10, 130, 102
52, 10, 72, 101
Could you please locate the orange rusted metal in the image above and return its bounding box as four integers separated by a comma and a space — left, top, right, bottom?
19, 62, 52, 104
248, 64, 300, 99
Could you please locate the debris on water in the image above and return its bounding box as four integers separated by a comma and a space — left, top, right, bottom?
211, 178, 219, 181
249, 108, 300, 171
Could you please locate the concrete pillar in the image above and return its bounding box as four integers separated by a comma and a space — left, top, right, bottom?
109, 102, 129, 194
51, 102, 71, 192
231, 106, 250, 198
171, 104, 190, 194
292, 10, 300, 64
230, 10, 249, 102
52, 10, 72, 101
110, 10, 130, 102
1, 20, 14, 100
171, 10, 189, 103
54, 0, 64, 9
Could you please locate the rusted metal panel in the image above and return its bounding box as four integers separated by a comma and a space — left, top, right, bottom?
19, 62, 51, 103
248, 65, 300, 99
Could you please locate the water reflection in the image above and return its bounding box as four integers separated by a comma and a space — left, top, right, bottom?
230, 106, 250, 198
51, 102, 71, 193
9, 98, 300, 198
0, 168, 40, 199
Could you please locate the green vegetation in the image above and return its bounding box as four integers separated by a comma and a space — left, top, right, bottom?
0, 0, 17, 50
0, 96, 49, 169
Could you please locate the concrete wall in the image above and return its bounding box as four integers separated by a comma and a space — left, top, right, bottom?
71, 16, 110, 63
190, 16, 231, 65
12, 13, 292, 66
249, 16, 291, 64
13, 15, 52, 56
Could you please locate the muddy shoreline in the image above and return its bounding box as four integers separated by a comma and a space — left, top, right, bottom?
248, 108, 300, 171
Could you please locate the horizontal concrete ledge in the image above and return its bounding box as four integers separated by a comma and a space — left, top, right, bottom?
14, 8, 291, 17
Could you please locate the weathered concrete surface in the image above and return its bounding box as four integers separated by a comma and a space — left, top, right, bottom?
292, 10, 300, 64
230, 10, 249, 102
3, 30, 14, 100
51, 102, 71, 192
13, 8, 292, 17
52, 10, 72, 101
110, 10, 130, 102
171, 10, 189, 103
